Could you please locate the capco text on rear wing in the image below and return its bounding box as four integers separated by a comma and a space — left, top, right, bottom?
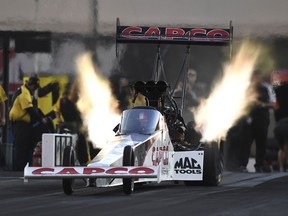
116, 18, 233, 46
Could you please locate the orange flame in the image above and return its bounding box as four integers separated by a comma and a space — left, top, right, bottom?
75, 53, 121, 148
194, 41, 260, 142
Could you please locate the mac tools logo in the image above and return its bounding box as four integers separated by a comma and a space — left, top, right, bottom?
173, 152, 204, 180
174, 157, 202, 174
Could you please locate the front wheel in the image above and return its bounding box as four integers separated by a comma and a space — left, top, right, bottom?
122, 145, 135, 195
62, 146, 75, 195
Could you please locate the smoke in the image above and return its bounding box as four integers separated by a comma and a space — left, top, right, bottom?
194, 40, 261, 142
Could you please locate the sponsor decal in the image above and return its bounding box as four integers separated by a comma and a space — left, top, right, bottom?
173, 152, 204, 180
174, 157, 202, 174
29, 167, 156, 176
118, 26, 230, 42
152, 146, 169, 165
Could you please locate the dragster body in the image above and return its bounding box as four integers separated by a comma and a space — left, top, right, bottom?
24, 108, 204, 188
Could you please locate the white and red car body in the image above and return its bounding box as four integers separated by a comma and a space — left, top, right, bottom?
24, 108, 204, 187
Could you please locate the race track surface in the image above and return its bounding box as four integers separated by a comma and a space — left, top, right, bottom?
0, 170, 288, 216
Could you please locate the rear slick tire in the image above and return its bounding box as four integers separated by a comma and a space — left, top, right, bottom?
184, 141, 223, 186
122, 145, 135, 195
62, 146, 75, 195
202, 141, 223, 186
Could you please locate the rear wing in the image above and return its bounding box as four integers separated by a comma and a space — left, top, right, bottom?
116, 18, 233, 114
116, 18, 233, 46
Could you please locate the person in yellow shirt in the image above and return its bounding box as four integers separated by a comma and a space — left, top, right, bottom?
0, 85, 8, 126
9, 76, 48, 171
54, 81, 98, 165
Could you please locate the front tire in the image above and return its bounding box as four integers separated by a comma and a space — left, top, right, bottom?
62, 146, 75, 195
122, 145, 135, 195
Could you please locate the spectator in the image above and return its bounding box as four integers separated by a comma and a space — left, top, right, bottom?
186, 69, 208, 107
109, 73, 130, 112
54, 81, 99, 165
274, 117, 288, 172
9, 76, 48, 171
271, 69, 288, 172
174, 69, 208, 122
238, 70, 274, 172
54, 81, 82, 129
0, 84, 7, 167
0, 84, 8, 126
224, 117, 248, 171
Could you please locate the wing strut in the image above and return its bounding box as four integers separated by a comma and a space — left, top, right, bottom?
153, 45, 167, 82
170, 46, 191, 117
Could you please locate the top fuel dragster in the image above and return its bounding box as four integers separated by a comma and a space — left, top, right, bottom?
24, 18, 233, 195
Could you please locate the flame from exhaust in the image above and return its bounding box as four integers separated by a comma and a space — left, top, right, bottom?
194, 41, 261, 142
75, 53, 121, 148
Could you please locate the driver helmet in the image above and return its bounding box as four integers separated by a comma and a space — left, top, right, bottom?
138, 111, 149, 129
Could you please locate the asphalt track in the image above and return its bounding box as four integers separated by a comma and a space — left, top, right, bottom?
0, 170, 288, 216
